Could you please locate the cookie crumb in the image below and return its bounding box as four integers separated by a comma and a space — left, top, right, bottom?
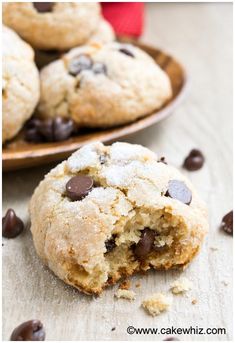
142, 293, 172, 316
191, 299, 197, 305
119, 279, 131, 290
170, 277, 192, 294
111, 327, 116, 331
135, 282, 141, 288
115, 289, 136, 301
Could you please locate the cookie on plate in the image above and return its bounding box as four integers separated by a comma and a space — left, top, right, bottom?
2, 26, 40, 143
88, 19, 115, 44
34, 19, 115, 70
3, 2, 101, 50
30, 142, 208, 294
37, 42, 172, 128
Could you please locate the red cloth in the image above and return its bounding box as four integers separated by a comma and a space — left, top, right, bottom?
101, 2, 144, 37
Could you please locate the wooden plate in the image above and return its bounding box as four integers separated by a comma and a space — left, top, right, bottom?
2, 41, 188, 171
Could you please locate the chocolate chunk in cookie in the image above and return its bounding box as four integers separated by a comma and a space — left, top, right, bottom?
183, 149, 205, 171
92, 62, 107, 75
10, 320, 45, 341
158, 156, 167, 164
134, 228, 156, 259
105, 237, 116, 253
166, 180, 192, 205
66, 175, 93, 201
220, 210, 233, 235
68, 54, 93, 76
119, 48, 135, 58
2, 209, 24, 238
33, 2, 54, 13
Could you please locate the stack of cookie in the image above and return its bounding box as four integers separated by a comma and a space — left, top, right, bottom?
2, 2, 172, 144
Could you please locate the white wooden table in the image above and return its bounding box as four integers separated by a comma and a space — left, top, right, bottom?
2, 3, 233, 341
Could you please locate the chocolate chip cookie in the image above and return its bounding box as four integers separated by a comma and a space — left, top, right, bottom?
30, 142, 208, 294
2, 26, 40, 143
37, 42, 172, 128
3, 3, 101, 50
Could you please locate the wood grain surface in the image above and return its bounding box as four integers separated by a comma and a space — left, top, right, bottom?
2, 3, 233, 341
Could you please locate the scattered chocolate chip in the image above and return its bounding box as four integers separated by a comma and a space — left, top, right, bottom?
134, 228, 156, 260
183, 149, 205, 171
68, 54, 93, 76
105, 237, 116, 253
166, 180, 192, 205
119, 48, 135, 58
33, 2, 54, 13
25, 117, 75, 143
220, 210, 233, 235
2, 209, 24, 238
36, 119, 54, 142
53, 117, 75, 141
92, 62, 107, 75
66, 175, 93, 201
163, 338, 180, 341
10, 320, 45, 341
158, 156, 167, 164
25, 118, 43, 143
111, 327, 116, 331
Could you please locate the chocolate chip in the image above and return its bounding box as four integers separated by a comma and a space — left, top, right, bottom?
66, 175, 93, 201
68, 55, 93, 76
25, 118, 44, 143
10, 320, 45, 341
53, 117, 75, 141
99, 154, 107, 165
119, 48, 135, 58
92, 62, 107, 75
26, 117, 75, 143
105, 237, 116, 253
134, 228, 156, 260
2, 209, 24, 238
166, 180, 192, 205
111, 327, 116, 331
220, 210, 233, 235
33, 2, 54, 13
37, 119, 54, 142
183, 149, 205, 171
158, 156, 167, 164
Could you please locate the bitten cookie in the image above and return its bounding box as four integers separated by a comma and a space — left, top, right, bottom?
2, 26, 40, 143
3, 2, 101, 50
30, 142, 208, 295
37, 42, 172, 128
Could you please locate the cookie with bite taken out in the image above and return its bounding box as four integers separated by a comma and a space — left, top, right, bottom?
29, 142, 208, 294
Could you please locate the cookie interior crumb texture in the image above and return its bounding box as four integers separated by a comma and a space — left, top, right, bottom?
119, 279, 131, 290
115, 289, 136, 301
142, 293, 172, 316
29, 142, 208, 294
170, 277, 192, 294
